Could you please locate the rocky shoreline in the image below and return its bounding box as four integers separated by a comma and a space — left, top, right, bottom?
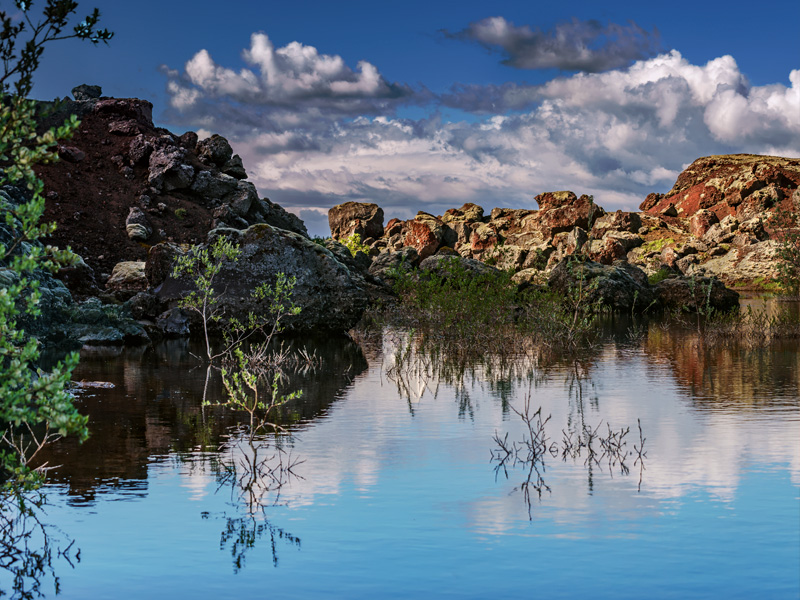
6, 87, 797, 349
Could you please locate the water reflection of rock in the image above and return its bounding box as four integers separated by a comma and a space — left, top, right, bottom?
38, 336, 368, 502
641, 327, 800, 410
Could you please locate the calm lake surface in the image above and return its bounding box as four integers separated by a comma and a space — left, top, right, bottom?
4, 314, 799, 599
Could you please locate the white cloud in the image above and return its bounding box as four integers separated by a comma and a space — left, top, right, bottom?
162, 32, 800, 238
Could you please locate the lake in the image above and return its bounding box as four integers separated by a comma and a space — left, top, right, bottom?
3, 314, 799, 599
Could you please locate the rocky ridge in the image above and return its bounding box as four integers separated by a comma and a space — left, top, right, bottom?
330, 154, 799, 294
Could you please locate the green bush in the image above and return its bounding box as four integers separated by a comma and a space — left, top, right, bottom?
341, 232, 370, 257
769, 202, 800, 296
0, 1, 112, 493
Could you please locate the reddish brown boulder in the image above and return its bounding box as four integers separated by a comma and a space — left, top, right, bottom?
470, 222, 501, 252
535, 191, 577, 211
384, 218, 403, 237
403, 214, 444, 259
587, 238, 627, 265
689, 209, 719, 238
536, 193, 604, 237
328, 202, 385, 240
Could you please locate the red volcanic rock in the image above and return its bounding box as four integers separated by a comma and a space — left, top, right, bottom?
36, 90, 304, 279
640, 155, 800, 224
384, 218, 403, 237
587, 238, 627, 266
640, 192, 663, 211
403, 218, 442, 259
536, 193, 604, 237
470, 223, 501, 252
328, 201, 384, 240
689, 209, 719, 238
660, 246, 681, 268
535, 190, 578, 211
57, 145, 85, 163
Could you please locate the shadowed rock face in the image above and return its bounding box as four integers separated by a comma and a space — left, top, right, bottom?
35, 88, 307, 298
154, 224, 368, 333
328, 202, 384, 240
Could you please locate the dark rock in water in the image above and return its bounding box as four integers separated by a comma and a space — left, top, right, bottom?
548, 258, 656, 313
654, 277, 739, 313
157, 225, 368, 333
156, 307, 191, 337
62, 298, 150, 346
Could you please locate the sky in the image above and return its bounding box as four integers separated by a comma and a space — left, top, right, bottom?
26, 0, 800, 237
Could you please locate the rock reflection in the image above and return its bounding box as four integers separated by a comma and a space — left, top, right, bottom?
641, 325, 800, 411
36, 335, 367, 504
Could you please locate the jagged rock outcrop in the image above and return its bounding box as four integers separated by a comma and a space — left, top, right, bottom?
37, 85, 308, 295
639, 154, 800, 222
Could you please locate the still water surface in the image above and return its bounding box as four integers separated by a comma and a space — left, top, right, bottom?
5, 323, 800, 599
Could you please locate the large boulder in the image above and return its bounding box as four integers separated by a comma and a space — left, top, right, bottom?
403, 213, 444, 259
368, 247, 420, 282
654, 277, 739, 313
196, 134, 234, 168
418, 254, 502, 279
547, 258, 656, 313
328, 202, 384, 240
534, 192, 605, 238
155, 225, 368, 333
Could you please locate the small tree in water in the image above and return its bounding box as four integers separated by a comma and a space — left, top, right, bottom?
173, 235, 306, 497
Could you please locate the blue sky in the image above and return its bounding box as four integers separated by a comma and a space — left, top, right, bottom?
30, 0, 800, 236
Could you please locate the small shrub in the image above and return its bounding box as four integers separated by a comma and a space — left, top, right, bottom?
648, 267, 672, 285
174, 207, 188, 219
341, 232, 370, 257
768, 202, 800, 296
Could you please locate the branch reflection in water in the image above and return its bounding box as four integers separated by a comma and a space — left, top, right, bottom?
0, 491, 80, 599
201, 343, 315, 573
382, 327, 647, 518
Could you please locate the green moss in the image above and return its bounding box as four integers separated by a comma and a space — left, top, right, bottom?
640, 237, 674, 254
174, 208, 188, 220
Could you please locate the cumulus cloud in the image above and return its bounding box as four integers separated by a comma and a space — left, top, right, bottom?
162, 29, 800, 238
161, 32, 423, 136
442, 16, 662, 72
